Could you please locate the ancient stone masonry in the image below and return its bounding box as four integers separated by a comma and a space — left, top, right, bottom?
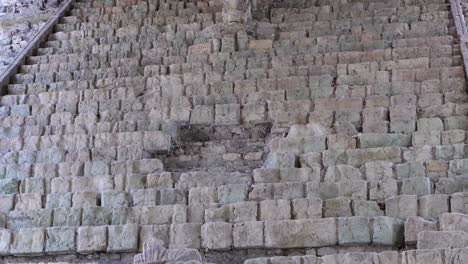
1, 0, 468, 263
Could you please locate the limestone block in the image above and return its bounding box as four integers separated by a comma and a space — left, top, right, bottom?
147, 172, 174, 189
299, 152, 322, 168
23, 178, 45, 194
254, 169, 280, 183
159, 188, 186, 205
358, 133, 411, 149
7, 209, 52, 229
264, 218, 337, 248
450, 192, 466, 213
338, 180, 367, 200
218, 184, 248, 204
0, 229, 11, 255
292, 198, 322, 219
401, 177, 431, 196
138, 224, 169, 251
190, 105, 214, 124
263, 152, 297, 168
15, 193, 42, 211
400, 249, 444, 264
395, 161, 425, 179
233, 221, 263, 248
324, 165, 361, 182
412, 132, 440, 146
0, 179, 19, 194
346, 147, 401, 167
215, 104, 240, 125
242, 103, 267, 123
72, 191, 98, 207
46, 192, 72, 209
270, 256, 301, 264
101, 191, 130, 208
82, 207, 112, 226
369, 180, 399, 201
418, 194, 449, 219
338, 217, 371, 245
107, 224, 138, 253
229, 201, 258, 222
244, 258, 269, 264
417, 231, 468, 249
77, 226, 107, 254
440, 213, 468, 232
403, 146, 433, 162
170, 223, 201, 249
189, 187, 218, 205
385, 195, 418, 219
0, 195, 14, 212
281, 168, 319, 183
45, 227, 75, 254
352, 200, 383, 217
260, 199, 291, 220
10, 228, 44, 255
53, 208, 81, 226
131, 189, 157, 207
328, 134, 356, 150
205, 206, 231, 222
201, 222, 232, 250
417, 118, 444, 132
372, 216, 404, 246
365, 161, 393, 181
324, 197, 352, 217
404, 216, 438, 244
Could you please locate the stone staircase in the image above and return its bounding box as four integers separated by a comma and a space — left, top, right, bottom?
0, 0, 468, 263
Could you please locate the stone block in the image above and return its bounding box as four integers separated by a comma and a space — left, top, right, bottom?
229, 202, 258, 222
405, 216, 438, 244
77, 226, 107, 254
369, 180, 399, 201
233, 221, 264, 249
101, 191, 131, 208
417, 231, 468, 249
201, 222, 232, 250
450, 192, 466, 213
352, 200, 383, 217
291, 198, 322, 219
372, 216, 404, 246
131, 189, 157, 207
264, 218, 337, 248
215, 104, 240, 125
338, 217, 371, 245
46, 192, 72, 209
53, 208, 81, 226
385, 195, 418, 219
401, 177, 431, 196
395, 162, 425, 179
0, 229, 10, 255
45, 227, 76, 254
260, 199, 291, 220
82, 207, 112, 226
365, 161, 394, 181
159, 188, 186, 205
138, 224, 169, 251
418, 194, 449, 219
107, 224, 138, 253
72, 191, 98, 207
324, 197, 352, 217
190, 105, 214, 124
440, 213, 468, 232
0, 195, 14, 212
218, 184, 248, 204
15, 193, 42, 211
0, 179, 19, 194
10, 228, 44, 255
170, 223, 201, 249
189, 187, 218, 205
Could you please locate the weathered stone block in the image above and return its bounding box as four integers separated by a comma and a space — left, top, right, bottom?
53, 208, 81, 226
372, 216, 404, 246
352, 200, 383, 217
233, 221, 264, 248
417, 231, 468, 249
218, 184, 248, 204
418, 194, 449, 219
260, 199, 291, 220
338, 217, 370, 245
189, 187, 218, 205
201, 222, 232, 250
10, 228, 44, 255
385, 195, 418, 219
324, 197, 352, 217
138, 224, 169, 251
77, 226, 107, 254
291, 198, 322, 219
107, 224, 138, 253
45, 227, 75, 254
170, 223, 201, 249
405, 216, 438, 244
264, 219, 337, 248
401, 177, 431, 196
215, 104, 240, 125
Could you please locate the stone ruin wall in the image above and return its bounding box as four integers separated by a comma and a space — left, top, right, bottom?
0, 0, 467, 263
